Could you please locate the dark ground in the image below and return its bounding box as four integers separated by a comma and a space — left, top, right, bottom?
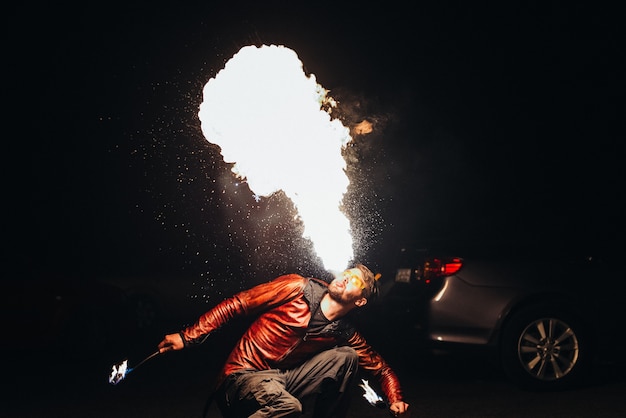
3, 331, 625, 418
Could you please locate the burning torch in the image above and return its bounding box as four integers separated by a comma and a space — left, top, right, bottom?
109, 350, 161, 385
359, 378, 386, 409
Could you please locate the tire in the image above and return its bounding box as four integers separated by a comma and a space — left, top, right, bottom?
500, 303, 591, 391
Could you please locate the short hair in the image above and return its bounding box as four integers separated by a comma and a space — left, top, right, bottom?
355, 263, 379, 300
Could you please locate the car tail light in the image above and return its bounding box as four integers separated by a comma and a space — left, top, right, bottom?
424, 257, 463, 279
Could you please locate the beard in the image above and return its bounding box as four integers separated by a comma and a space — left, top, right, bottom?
327, 281, 357, 304
327, 282, 344, 302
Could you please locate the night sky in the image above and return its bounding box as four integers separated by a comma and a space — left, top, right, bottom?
8, 1, 625, 286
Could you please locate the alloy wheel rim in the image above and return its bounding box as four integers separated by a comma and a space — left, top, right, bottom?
517, 317, 579, 381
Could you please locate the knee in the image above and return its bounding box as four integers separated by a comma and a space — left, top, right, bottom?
261, 394, 301, 417
280, 396, 303, 414
334, 346, 359, 370
257, 382, 303, 415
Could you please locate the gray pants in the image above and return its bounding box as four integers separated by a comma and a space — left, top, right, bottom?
216, 346, 359, 418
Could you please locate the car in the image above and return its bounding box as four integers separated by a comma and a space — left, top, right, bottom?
375, 241, 626, 391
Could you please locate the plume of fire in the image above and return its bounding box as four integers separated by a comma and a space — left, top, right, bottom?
198, 44, 355, 272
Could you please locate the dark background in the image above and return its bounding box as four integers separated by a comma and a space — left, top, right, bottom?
4, 4, 625, 416
7, 1, 624, 284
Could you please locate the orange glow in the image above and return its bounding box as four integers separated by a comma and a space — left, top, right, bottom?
353, 120, 373, 135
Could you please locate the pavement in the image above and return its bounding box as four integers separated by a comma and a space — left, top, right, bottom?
3, 343, 403, 418
3, 328, 625, 418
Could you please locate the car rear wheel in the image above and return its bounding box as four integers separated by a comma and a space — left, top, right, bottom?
501, 304, 591, 391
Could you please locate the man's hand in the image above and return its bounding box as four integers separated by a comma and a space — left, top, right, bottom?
158, 333, 184, 353
389, 400, 410, 417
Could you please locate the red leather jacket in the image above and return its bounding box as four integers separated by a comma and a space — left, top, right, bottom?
181, 274, 404, 404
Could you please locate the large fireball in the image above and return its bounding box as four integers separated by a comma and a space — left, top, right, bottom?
198, 45, 354, 271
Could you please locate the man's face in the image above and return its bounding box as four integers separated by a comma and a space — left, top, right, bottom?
327, 268, 367, 305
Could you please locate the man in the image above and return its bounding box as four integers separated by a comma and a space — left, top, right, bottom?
158, 264, 410, 417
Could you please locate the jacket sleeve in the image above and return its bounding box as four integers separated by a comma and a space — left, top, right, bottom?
181, 274, 307, 346
348, 331, 405, 405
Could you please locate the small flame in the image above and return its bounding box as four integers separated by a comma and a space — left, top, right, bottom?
353, 120, 373, 135
109, 359, 128, 385
198, 44, 354, 271
359, 378, 384, 407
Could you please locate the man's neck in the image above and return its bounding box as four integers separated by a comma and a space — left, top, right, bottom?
320, 293, 349, 321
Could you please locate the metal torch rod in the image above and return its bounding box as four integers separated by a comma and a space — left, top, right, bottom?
131, 350, 161, 371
